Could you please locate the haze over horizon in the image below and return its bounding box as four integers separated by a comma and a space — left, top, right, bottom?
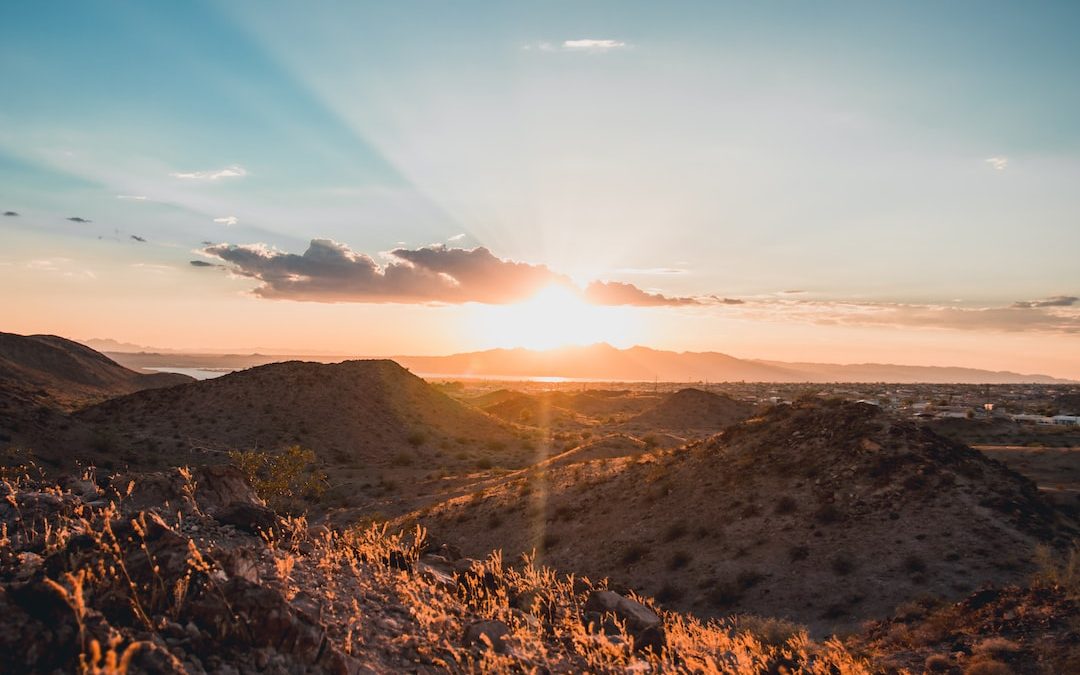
3, 2, 1080, 378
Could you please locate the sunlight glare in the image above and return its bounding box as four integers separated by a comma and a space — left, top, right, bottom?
466, 284, 642, 350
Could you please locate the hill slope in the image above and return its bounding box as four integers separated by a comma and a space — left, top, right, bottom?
624, 388, 755, 433
74, 359, 527, 471
0, 331, 192, 409
416, 402, 1077, 634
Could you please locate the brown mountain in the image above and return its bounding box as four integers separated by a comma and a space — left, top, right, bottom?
0, 331, 192, 410
415, 401, 1076, 634
73, 359, 528, 475
393, 343, 1071, 383
623, 388, 755, 433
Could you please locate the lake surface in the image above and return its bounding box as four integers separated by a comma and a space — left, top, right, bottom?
147, 366, 234, 380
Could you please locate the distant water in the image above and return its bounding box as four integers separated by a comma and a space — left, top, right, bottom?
147, 366, 233, 380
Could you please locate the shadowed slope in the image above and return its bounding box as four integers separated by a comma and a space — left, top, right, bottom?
75, 359, 526, 469
417, 402, 1077, 634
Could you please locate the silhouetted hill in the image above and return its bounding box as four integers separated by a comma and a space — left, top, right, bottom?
624, 388, 755, 432
394, 343, 1071, 383
0, 331, 192, 409
417, 401, 1077, 633
74, 359, 527, 471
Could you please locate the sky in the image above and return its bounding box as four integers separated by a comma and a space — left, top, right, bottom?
1, 1, 1079, 377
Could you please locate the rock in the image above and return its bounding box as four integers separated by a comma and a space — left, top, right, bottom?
583, 590, 665, 653
415, 560, 456, 591
463, 620, 511, 653
214, 501, 277, 533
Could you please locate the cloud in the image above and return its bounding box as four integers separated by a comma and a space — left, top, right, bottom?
525, 38, 628, 53
66, 216, 92, 223
985, 156, 1008, 171
728, 297, 1080, 335
194, 239, 699, 306
615, 267, 688, 275
170, 165, 247, 181
3, 211, 17, 217
718, 297, 745, 305
116, 195, 147, 201
563, 39, 627, 52
583, 281, 700, 306
214, 216, 239, 226
130, 235, 147, 243
447, 233, 466, 242
189, 260, 217, 267
1011, 295, 1077, 308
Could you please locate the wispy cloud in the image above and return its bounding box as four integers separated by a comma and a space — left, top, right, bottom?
985, 156, 1009, 171
116, 195, 147, 201
130, 234, 147, 243
525, 38, 628, 53
1011, 295, 1077, 308
447, 233, 466, 242
170, 165, 247, 181
194, 240, 699, 306
584, 281, 700, 306
214, 216, 239, 226
66, 216, 92, 223
615, 267, 688, 276
563, 39, 627, 52
3, 211, 18, 217
725, 296, 1080, 335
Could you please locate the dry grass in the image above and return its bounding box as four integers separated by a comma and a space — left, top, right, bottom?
0, 466, 874, 674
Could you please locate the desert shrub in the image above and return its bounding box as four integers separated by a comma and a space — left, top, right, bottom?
655, 583, 684, 603
487, 512, 504, 529
474, 457, 494, 470
541, 532, 560, 551
737, 570, 765, 589
668, 550, 692, 570
904, 554, 927, 574
229, 445, 326, 511
1033, 543, 1080, 598
774, 495, 798, 515
406, 431, 427, 448
707, 581, 742, 607
830, 552, 856, 576
963, 661, 1014, 675
391, 451, 414, 467
814, 503, 844, 525
663, 521, 688, 542
620, 543, 648, 566
788, 545, 810, 562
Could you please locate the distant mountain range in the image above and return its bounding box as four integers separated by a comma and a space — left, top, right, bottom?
392, 343, 1073, 384
95, 340, 1073, 384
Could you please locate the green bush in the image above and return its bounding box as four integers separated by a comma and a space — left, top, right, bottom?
228, 445, 326, 512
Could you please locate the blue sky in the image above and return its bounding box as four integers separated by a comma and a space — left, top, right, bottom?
2, 1, 1079, 375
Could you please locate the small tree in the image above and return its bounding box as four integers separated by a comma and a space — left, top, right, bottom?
229, 445, 326, 512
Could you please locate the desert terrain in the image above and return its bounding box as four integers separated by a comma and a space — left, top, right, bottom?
1, 332, 1078, 673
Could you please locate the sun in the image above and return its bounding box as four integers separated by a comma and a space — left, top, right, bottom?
466, 284, 643, 351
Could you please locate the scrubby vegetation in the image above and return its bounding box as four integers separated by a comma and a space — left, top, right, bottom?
0, 465, 873, 674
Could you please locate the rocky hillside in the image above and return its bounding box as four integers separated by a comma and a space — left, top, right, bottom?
74, 360, 528, 471
477, 391, 589, 430
0, 465, 872, 674
0, 332, 193, 460
0, 331, 192, 410
416, 401, 1078, 634
624, 388, 755, 434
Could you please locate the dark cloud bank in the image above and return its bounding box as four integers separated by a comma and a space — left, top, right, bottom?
193, 239, 705, 306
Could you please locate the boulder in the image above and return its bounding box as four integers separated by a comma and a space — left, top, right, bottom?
463, 620, 511, 653
213, 501, 277, 534
583, 590, 665, 653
